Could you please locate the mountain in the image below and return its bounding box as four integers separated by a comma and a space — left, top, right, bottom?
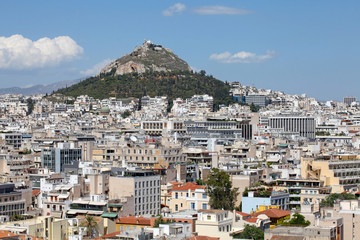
99, 40, 192, 75
0, 79, 82, 96
56, 41, 233, 108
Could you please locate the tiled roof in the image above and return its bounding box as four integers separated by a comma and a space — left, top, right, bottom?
0, 231, 16, 238
236, 211, 250, 217
244, 217, 258, 223
171, 182, 205, 191
32, 189, 41, 196
186, 236, 220, 240
115, 216, 151, 226
252, 209, 292, 219
93, 231, 122, 240
0, 231, 43, 240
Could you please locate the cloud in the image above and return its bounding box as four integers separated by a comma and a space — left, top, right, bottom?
210, 50, 275, 63
80, 59, 112, 76
193, 6, 253, 15
162, 3, 186, 16
0, 34, 83, 70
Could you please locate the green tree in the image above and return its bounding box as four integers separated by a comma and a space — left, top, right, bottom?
121, 110, 132, 118
287, 213, 310, 226
196, 178, 206, 186
320, 193, 357, 207
206, 168, 239, 210
26, 98, 35, 115
250, 103, 261, 112
233, 225, 264, 240
80, 215, 98, 238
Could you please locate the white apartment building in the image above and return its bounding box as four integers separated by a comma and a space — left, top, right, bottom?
109, 171, 161, 216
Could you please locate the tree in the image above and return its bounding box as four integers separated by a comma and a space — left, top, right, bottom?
233, 225, 264, 240
206, 168, 239, 210
250, 103, 261, 112
196, 178, 206, 186
80, 215, 98, 238
121, 110, 132, 118
287, 213, 310, 226
320, 193, 357, 207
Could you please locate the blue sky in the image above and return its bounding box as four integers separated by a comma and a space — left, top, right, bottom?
0, 1, 359, 101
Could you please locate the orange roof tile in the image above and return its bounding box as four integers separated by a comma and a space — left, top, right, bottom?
0, 231, 16, 238
186, 236, 220, 240
172, 182, 205, 191
115, 216, 151, 226
32, 189, 41, 196
252, 209, 292, 219
236, 211, 251, 217
93, 231, 121, 240
245, 217, 258, 223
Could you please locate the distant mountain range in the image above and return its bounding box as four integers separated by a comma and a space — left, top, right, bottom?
0, 79, 82, 96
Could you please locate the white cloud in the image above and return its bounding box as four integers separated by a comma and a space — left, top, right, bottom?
80, 59, 112, 76
162, 3, 186, 16
210, 50, 275, 63
0, 34, 83, 69
193, 6, 253, 15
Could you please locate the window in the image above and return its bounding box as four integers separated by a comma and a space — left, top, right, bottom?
175, 204, 178, 211
191, 202, 195, 210
202, 194, 207, 199
202, 203, 207, 210
207, 215, 211, 220
175, 193, 178, 199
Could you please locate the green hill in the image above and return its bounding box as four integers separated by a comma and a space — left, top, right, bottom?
56, 70, 233, 109
55, 41, 234, 109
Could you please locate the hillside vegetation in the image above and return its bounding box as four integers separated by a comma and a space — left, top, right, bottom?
56, 70, 234, 109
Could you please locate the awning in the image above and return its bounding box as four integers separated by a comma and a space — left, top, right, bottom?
101, 212, 118, 218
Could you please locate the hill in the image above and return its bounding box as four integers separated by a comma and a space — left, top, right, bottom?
99, 40, 192, 75
56, 41, 233, 109
56, 70, 233, 109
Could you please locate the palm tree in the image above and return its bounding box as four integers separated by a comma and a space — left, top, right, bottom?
81, 215, 98, 238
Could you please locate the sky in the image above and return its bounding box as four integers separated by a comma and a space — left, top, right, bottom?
0, 1, 359, 101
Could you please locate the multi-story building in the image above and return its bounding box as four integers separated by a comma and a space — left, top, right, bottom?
0, 133, 22, 149
301, 157, 360, 193
344, 96, 356, 106
41, 142, 82, 172
109, 170, 161, 216
170, 182, 210, 212
196, 210, 233, 240
274, 179, 328, 209
242, 191, 289, 214
185, 120, 252, 140
245, 95, 269, 107
268, 115, 316, 139
0, 183, 26, 217
120, 143, 185, 169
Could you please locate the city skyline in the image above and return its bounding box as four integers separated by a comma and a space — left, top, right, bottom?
0, 0, 359, 101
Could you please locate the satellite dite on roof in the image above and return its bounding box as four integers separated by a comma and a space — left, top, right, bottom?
130, 136, 137, 142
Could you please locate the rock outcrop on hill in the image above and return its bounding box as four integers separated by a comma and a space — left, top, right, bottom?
99, 40, 192, 75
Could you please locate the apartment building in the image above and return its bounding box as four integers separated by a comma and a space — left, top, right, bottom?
120, 143, 185, 169
196, 210, 233, 240
242, 191, 289, 214
170, 182, 210, 212
109, 171, 161, 216
268, 115, 316, 139
301, 157, 360, 193
0, 183, 26, 217
41, 142, 82, 172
